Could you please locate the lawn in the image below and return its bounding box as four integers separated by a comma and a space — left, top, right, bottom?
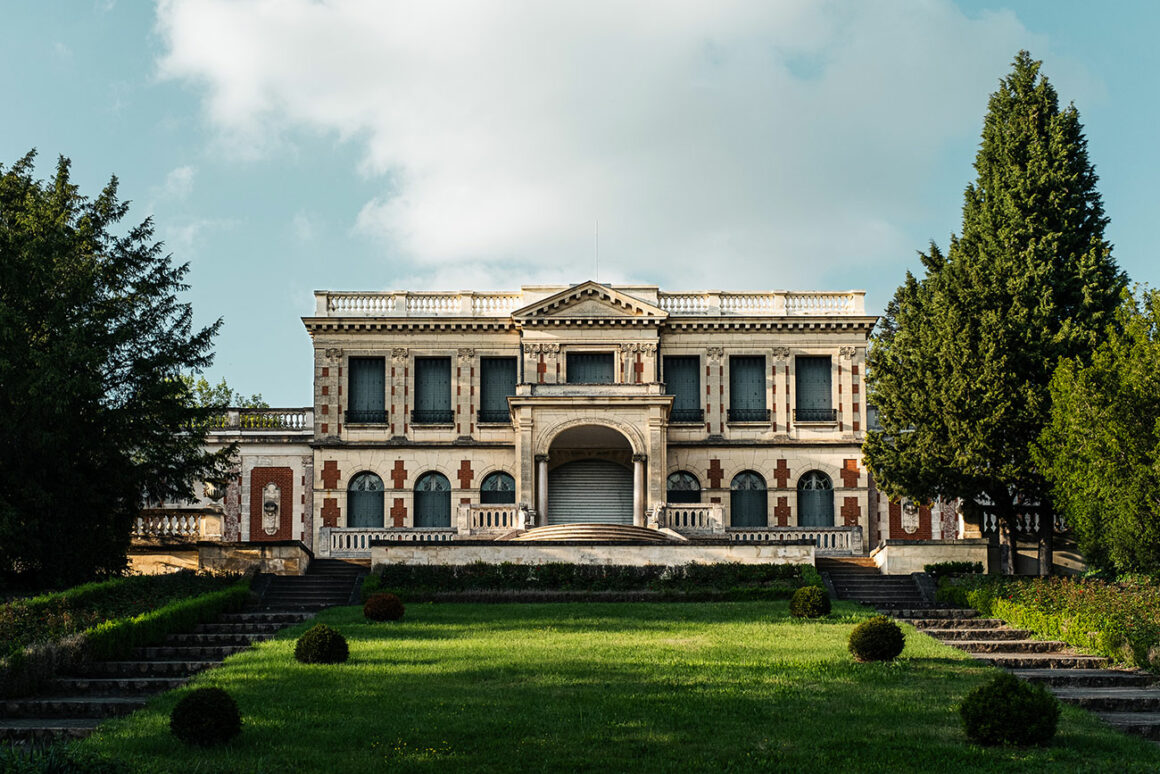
80, 601, 1160, 773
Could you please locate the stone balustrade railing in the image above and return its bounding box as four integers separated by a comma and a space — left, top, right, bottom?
456, 504, 525, 535
980, 512, 1066, 535
726, 526, 863, 555
315, 289, 867, 317
656, 504, 725, 533
323, 527, 457, 558
133, 512, 223, 541
207, 408, 313, 433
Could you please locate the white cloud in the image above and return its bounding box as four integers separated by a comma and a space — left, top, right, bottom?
155, 0, 1059, 290
160, 164, 195, 200
292, 210, 317, 242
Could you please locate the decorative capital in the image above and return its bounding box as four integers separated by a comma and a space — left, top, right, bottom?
839, 346, 856, 360
534, 454, 550, 464
631, 453, 648, 463
323, 347, 343, 361
771, 346, 790, 361
706, 346, 724, 364
640, 343, 657, 354
457, 347, 475, 362
391, 347, 408, 363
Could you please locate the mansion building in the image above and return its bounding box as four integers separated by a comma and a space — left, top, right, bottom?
149, 282, 967, 566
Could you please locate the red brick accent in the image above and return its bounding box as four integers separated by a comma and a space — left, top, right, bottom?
321, 367, 329, 377
321, 460, 340, 490
852, 383, 859, 394
840, 459, 860, 488
773, 459, 790, 489
390, 460, 408, 489
887, 499, 933, 540
321, 385, 329, 396
321, 423, 329, 434
457, 460, 474, 489
250, 467, 293, 541
633, 356, 644, 383
708, 459, 724, 489
321, 405, 329, 415
851, 365, 859, 375
537, 357, 546, 384
774, 496, 790, 526
321, 497, 339, 527
709, 497, 721, 504
390, 498, 406, 527
840, 496, 861, 527
459, 497, 471, 505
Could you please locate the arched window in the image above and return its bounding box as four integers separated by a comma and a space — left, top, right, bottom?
480, 471, 516, 504
666, 471, 701, 504
414, 472, 451, 527
797, 471, 834, 527
730, 471, 767, 527
347, 472, 384, 528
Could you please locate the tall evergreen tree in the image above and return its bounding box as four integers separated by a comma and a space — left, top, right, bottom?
0, 152, 235, 588
865, 52, 1125, 573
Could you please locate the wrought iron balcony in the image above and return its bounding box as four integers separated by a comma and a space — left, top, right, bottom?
670, 408, 705, 423
794, 408, 838, 423
411, 409, 454, 425
476, 409, 512, 424
727, 408, 771, 423
346, 409, 388, 424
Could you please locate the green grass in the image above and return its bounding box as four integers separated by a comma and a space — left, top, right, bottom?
80, 602, 1160, 773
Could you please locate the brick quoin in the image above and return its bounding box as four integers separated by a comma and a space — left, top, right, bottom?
391, 460, 408, 489
321, 498, 339, 527
321, 367, 329, 377
840, 497, 861, 527
709, 496, 721, 504
707, 459, 724, 489
840, 459, 859, 488
320, 423, 328, 434
321, 460, 341, 489
773, 459, 790, 489
774, 496, 790, 526
390, 498, 407, 527
250, 467, 294, 541
458, 460, 475, 489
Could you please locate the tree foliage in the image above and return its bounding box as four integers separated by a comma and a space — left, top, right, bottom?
1035, 289, 1160, 575
180, 374, 267, 409
865, 52, 1125, 557
0, 152, 234, 587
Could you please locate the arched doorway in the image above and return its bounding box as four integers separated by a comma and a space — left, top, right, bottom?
546, 425, 633, 524
348, 472, 385, 528
414, 472, 451, 527
731, 471, 768, 527
798, 471, 834, 527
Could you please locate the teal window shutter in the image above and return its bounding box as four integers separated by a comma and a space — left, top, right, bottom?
797, 471, 834, 526
729, 356, 767, 422
479, 357, 517, 423
347, 358, 385, 423
414, 472, 451, 527
347, 472, 384, 528
795, 357, 833, 421
414, 358, 452, 424
664, 356, 702, 422
566, 353, 614, 384
730, 471, 767, 527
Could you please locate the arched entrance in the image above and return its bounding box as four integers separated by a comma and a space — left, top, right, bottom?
546, 425, 633, 524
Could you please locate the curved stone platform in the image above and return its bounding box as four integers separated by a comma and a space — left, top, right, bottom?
508, 523, 676, 544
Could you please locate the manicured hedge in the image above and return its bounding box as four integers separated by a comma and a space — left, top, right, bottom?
922, 561, 984, 580
938, 574, 1160, 671
363, 562, 823, 601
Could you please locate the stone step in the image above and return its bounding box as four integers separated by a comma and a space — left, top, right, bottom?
1013, 668, 1157, 688
49, 676, 188, 695
956, 639, 1069, 654
194, 622, 285, 634
1096, 712, 1160, 741
133, 644, 249, 660
909, 617, 1006, 629
923, 628, 1033, 641
2, 696, 147, 719
164, 632, 271, 646
220, 611, 315, 624
891, 608, 978, 619
0, 718, 101, 743
72, 660, 216, 678
839, 593, 925, 601
968, 653, 1110, 669
1050, 687, 1160, 713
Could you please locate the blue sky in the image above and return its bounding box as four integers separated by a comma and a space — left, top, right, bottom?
3, 1, 1157, 406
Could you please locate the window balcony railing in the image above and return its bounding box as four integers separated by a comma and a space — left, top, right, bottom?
669, 408, 705, 423
476, 409, 512, 424
794, 408, 838, 423
727, 408, 771, 423
346, 409, 388, 424
411, 409, 454, 425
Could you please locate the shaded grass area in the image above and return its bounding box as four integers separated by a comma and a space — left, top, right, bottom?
81, 602, 1160, 773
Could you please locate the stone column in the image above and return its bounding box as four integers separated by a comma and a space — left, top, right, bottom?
536, 455, 549, 524
633, 454, 647, 528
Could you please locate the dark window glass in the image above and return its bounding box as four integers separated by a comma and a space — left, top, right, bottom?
479, 357, 517, 423
795, 356, 834, 422
413, 357, 452, 424
414, 472, 451, 527
666, 471, 701, 504
347, 357, 386, 423
347, 472, 384, 528
664, 356, 702, 423
797, 470, 834, 527
730, 470, 767, 526
566, 353, 614, 384
480, 471, 516, 504
728, 356, 768, 422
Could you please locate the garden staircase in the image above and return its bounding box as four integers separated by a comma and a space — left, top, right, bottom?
897, 607, 1160, 743
817, 557, 927, 610
0, 610, 313, 745
258, 558, 366, 610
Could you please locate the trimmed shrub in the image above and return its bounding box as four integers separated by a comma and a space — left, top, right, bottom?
848, 616, 905, 662
924, 561, 984, 580
294, 624, 349, 664
959, 672, 1060, 746
170, 687, 242, 747
364, 593, 405, 622
789, 586, 831, 618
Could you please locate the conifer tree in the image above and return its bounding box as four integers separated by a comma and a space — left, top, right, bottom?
865, 52, 1125, 573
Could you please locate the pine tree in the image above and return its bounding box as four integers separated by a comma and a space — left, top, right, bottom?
0, 152, 235, 588
865, 52, 1125, 573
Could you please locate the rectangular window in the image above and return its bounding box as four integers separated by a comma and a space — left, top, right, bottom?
413, 357, 453, 424
795, 356, 834, 422
728, 355, 768, 422
347, 357, 386, 423
566, 352, 614, 384
664, 355, 702, 423
478, 357, 517, 423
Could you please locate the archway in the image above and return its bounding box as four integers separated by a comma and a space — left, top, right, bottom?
546, 425, 633, 524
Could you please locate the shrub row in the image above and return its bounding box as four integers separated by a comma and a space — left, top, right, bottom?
0, 581, 251, 698
922, 561, 984, 580
0, 571, 241, 653
938, 574, 1160, 671
363, 562, 822, 600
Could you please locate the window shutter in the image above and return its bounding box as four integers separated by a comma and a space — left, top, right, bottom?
729, 356, 766, 420
479, 357, 517, 421
567, 353, 614, 384
664, 356, 701, 421
348, 358, 385, 422
795, 357, 833, 421
414, 358, 452, 422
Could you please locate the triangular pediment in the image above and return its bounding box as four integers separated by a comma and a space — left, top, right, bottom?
512, 281, 668, 322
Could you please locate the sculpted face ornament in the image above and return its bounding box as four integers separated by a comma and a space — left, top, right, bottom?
262, 483, 280, 536
901, 501, 920, 535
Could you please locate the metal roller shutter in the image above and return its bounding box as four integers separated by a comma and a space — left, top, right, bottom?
547, 459, 633, 524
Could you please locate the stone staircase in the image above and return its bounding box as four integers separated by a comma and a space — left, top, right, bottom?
817, 557, 928, 610
0, 611, 312, 745
259, 558, 366, 610
509, 523, 676, 543
896, 607, 1160, 742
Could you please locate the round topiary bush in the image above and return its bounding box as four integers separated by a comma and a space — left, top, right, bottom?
959, 672, 1060, 746
170, 687, 241, 747
364, 592, 405, 621
848, 615, 905, 662
294, 623, 349, 664
789, 586, 832, 618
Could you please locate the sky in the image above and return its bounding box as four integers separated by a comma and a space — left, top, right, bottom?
3, 1, 1157, 406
